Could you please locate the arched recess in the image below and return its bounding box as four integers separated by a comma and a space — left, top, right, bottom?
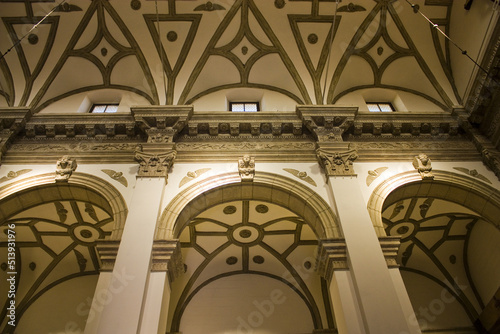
156, 171, 340, 240
367, 170, 500, 237
0, 172, 128, 333
0, 172, 128, 239
367, 170, 500, 332
157, 172, 340, 333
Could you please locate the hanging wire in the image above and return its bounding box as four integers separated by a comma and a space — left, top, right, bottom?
322, 0, 340, 104
463, 1, 499, 100
0, 0, 68, 61
404, 0, 498, 86
155, 0, 168, 104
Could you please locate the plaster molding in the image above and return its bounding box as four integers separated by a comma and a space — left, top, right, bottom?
151, 240, 184, 284
315, 239, 349, 282
379, 236, 401, 268
95, 240, 120, 272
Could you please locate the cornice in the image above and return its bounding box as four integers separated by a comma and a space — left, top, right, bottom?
0, 106, 487, 164
0, 107, 32, 163
25, 113, 137, 138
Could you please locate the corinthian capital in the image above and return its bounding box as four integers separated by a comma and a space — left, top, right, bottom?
316, 148, 358, 177
135, 150, 176, 179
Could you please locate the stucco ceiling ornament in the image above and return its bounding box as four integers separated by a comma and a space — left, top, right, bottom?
366, 167, 388, 186
0, 169, 32, 183
135, 149, 176, 179
316, 149, 358, 177
101, 169, 128, 187
55, 155, 77, 182
283, 168, 317, 187
412, 153, 434, 179
453, 167, 492, 184
238, 154, 255, 181
179, 168, 211, 188
194, 1, 225, 11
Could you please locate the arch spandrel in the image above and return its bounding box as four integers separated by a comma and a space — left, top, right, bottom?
156, 171, 340, 240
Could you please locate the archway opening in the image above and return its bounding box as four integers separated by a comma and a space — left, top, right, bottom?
382, 182, 500, 333
0, 182, 118, 333
164, 195, 337, 333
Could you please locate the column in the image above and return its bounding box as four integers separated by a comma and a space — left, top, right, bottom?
317, 148, 421, 334
84, 149, 176, 334
316, 239, 365, 333
139, 240, 183, 334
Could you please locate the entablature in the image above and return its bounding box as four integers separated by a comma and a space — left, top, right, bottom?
180, 111, 304, 137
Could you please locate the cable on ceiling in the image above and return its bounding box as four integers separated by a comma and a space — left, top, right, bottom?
404, 0, 499, 88
0, 0, 68, 61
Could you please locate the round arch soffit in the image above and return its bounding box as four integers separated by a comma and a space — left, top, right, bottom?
0, 172, 128, 240
156, 172, 340, 240
367, 170, 500, 236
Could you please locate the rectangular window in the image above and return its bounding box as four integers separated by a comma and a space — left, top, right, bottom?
230, 102, 259, 112
90, 104, 119, 113
367, 102, 395, 112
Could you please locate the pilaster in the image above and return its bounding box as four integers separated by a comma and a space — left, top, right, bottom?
86, 144, 177, 334
316, 239, 365, 333
317, 151, 421, 334
140, 240, 183, 334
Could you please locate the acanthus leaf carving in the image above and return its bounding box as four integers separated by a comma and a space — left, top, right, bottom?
135, 150, 176, 179
316, 148, 358, 177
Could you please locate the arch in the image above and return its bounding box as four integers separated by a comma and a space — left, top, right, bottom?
367, 170, 500, 236
0, 172, 128, 239
156, 171, 340, 240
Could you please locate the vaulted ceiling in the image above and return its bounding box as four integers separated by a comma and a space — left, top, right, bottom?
0, 0, 497, 112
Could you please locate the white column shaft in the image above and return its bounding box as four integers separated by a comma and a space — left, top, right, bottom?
96, 178, 165, 334
328, 176, 421, 334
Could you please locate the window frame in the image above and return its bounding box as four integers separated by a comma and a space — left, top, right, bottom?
366, 102, 395, 112
89, 103, 119, 114
229, 102, 260, 112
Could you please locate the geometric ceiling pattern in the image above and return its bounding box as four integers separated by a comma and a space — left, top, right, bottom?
0, 188, 114, 333
383, 194, 500, 329
0, 0, 477, 110
169, 199, 333, 333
